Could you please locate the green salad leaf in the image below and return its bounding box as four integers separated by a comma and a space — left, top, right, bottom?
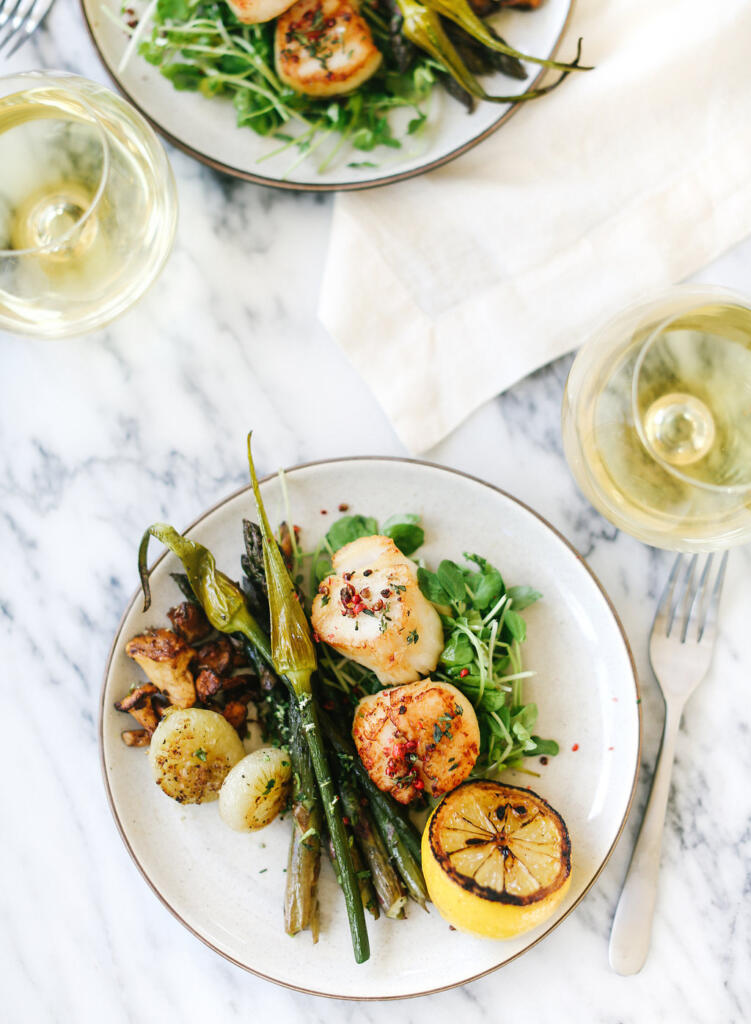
381, 513, 424, 556
326, 515, 379, 552
414, 549, 556, 775
306, 508, 556, 777
119, 0, 587, 176
128, 0, 437, 175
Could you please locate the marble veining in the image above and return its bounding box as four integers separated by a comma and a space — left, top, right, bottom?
2, 5, 751, 1021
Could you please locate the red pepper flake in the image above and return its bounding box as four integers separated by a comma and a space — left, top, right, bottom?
612, 697, 619, 702
448, 925, 456, 931
360, 797, 368, 806
361, 587, 371, 598
412, 778, 424, 791
342, 816, 350, 826
571, 743, 579, 751
312, 631, 320, 643
373, 599, 384, 611
459, 668, 469, 678
608, 746, 614, 751
338, 503, 349, 512
320, 509, 328, 515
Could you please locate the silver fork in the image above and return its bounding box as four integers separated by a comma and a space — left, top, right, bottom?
0, 0, 55, 58
609, 551, 728, 974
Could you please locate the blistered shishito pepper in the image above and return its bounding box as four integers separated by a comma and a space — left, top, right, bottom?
137, 439, 370, 965
395, 0, 586, 103
422, 0, 588, 74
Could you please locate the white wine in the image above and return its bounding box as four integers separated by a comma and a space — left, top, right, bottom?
563, 293, 751, 551
0, 73, 177, 338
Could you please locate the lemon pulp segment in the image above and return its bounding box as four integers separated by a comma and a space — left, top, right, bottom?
422, 780, 572, 939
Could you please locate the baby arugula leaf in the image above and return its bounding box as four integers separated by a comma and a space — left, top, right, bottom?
463, 553, 505, 611
417, 567, 451, 605
526, 737, 560, 757
325, 514, 378, 552
437, 560, 466, 604
440, 631, 474, 668
506, 585, 543, 611
503, 608, 528, 644
382, 513, 424, 556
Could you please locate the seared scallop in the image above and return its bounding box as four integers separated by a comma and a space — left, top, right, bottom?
226, 0, 297, 24
275, 0, 382, 98
311, 535, 443, 685
353, 679, 480, 804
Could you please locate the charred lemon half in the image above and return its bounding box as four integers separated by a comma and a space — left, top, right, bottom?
422, 780, 572, 939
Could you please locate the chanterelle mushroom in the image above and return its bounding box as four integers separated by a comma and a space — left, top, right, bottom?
125, 629, 196, 708
114, 682, 162, 734
167, 601, 211, 644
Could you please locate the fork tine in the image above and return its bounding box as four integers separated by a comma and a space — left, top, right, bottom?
4, 0, 54, 56
0, 0, 34, 50
666, 554, 697, 637
0, 0, 22, 30
680, 554, 712, 643
697, 551, 729, 642
653, 554, 684, 631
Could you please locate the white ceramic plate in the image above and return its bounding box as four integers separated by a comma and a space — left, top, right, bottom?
81, 0, 574, 190
100, 458, 640, 999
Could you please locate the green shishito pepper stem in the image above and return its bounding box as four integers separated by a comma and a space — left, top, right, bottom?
246, 435, 369, 964
138, 522, 272, 661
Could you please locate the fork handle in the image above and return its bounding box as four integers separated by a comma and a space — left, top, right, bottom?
608, 704, 683, 975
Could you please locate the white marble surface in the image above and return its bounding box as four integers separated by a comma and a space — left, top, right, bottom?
2, 6, 751, 1021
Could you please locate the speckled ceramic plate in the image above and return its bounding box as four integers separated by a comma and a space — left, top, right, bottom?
100, 458, 640, 999
81, 0, 574, 191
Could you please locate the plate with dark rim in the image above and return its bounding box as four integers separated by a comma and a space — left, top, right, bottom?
81, 0, 575, 191
100, 457, 640, 999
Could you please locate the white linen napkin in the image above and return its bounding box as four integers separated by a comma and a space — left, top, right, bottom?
319, 0, 751, 452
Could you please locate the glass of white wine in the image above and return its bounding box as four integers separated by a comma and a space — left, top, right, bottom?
562, 287, 751, 551
0, 71, 177, 338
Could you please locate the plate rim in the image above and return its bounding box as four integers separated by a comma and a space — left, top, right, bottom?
99, 454, 641, 999
80, 0, 575, 192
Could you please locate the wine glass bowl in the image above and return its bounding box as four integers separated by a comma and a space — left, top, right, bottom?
562, 287, 751, 551
0, 71, 178, 338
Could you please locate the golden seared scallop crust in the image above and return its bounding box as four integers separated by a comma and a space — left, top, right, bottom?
311, 535, 443, 686
352, 679, 480, 804
226, 0, 297, 23
422, 781, 572, 939
149, 708, 245, 804
333, 535, 408, 574
275, 0, 383, 98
